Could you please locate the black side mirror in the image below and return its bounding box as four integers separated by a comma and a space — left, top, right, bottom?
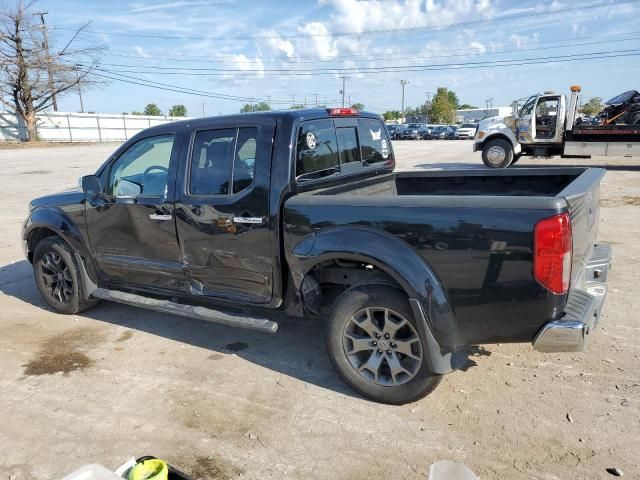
81, 175, 102, 194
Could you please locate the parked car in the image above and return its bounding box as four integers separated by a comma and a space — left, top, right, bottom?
455, 123, 478, 139
400, 123, 423, 140
429, 125, 455, 140
446, 125, 458, 139
23, 107, 611, 405
385, 124, 401, 139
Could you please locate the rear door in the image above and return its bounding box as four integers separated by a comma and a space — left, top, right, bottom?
175, 118, 276, 304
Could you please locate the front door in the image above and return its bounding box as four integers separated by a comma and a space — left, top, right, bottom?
516, 95, 537, 144
175, 118, 275, 304
86, 133, 186, 291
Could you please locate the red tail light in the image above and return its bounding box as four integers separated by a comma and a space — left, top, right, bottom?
327, 107, 359, 116
533, 212, 572, 294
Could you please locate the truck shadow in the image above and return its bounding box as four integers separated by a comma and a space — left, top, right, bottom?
0, 260, 352, 399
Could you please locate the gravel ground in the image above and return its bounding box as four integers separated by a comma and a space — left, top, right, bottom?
0, 140, 638, 480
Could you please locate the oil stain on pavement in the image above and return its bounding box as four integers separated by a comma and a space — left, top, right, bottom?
224, 342, 248, 352
22, 328, 102, 376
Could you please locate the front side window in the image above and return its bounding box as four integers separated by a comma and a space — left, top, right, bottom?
520, 96, 537, 116
108, 134, 174, 198
189, 127, 258, 196
296, 119, 339, 180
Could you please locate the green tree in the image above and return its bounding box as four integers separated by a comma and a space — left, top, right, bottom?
143, 103, 162, 116
428, 87, 456, 123
581, 97, 603, 116
383, 110, 401, 121
289, 104, 306, 110
350, 103, 364, 110
169, 104, 187, 117
240, 102, 270, 113
459, 103, 477, 110
131, 111, 143, 115
447, 91, 460, 110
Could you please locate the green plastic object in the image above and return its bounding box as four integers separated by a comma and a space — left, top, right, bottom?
128, 459, 168, 480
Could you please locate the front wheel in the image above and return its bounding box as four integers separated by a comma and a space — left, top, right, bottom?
481, 138, 513, 168
325, 284, 441, 404
33, 236, 99, 314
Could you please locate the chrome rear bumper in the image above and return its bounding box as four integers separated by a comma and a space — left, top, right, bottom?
533, 243, 611, 353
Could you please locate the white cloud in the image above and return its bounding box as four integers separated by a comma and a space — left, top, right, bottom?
133, 46, 150, 58
128, 0, 231, 14
298, 22, 338, 60
470, 41, 486, 53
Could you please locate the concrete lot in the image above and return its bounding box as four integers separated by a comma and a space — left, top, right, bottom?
0, 140, 638, 479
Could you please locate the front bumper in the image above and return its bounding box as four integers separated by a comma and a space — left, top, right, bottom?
533, 243, 612, 353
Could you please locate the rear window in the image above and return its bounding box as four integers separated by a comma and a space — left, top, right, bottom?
296, 118, 392, 181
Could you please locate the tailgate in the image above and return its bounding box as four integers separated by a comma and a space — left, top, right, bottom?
557, 168, 606, 285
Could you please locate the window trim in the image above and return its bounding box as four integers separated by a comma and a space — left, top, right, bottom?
106, 133, 176, 200
184, 125, 260, 198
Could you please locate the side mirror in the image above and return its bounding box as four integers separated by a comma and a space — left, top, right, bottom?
81, 175, 102, 194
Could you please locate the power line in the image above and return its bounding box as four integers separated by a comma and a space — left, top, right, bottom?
52, 0, 639, 41
99, 31, 640, 65
87, 48, 640, 76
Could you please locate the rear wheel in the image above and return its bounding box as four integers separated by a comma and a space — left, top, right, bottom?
33, 236, 98, 314
325, 284, 441, 404
482, 138, 513, 168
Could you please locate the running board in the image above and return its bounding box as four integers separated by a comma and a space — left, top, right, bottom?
75, 253, 278, 334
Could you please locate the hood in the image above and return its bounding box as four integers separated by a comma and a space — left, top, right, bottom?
477, 116, 504, 130
30, 189, 85, 210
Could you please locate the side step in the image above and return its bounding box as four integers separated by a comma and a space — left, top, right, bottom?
75, 254, 278, 334
91, 288, 278, 334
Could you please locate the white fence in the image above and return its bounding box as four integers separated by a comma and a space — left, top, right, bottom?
0, 111, 192, 142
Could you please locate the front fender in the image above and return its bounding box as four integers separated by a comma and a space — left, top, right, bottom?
287, 226, 465, 372
479, 125, 522, 155
23, 206, 92, 261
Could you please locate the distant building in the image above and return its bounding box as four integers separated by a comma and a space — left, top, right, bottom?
455, 107, 513, 123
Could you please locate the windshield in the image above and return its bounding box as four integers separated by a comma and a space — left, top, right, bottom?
461, 124, 477, 129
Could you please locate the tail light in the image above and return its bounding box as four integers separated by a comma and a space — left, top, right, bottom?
533, 212, 572, 294
327, 107, 359, 116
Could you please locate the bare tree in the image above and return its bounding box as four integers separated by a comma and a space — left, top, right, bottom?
0, 1, 104, 140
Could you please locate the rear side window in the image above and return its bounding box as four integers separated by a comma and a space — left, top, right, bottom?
296, 120, 339, 180
358, 118, 391, 165
189, 127, 258, 195
296, 117, 392, 181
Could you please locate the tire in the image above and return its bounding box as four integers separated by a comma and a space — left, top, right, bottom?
33, 236, 99, 314
481, 138, 513, 168
325, 284, 441, 404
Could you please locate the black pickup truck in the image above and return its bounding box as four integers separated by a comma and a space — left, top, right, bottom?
23, 108, 611, 404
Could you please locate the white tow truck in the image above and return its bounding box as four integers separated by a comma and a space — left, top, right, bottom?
474, 85, 640, 168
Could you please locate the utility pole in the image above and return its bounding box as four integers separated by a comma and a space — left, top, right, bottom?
314, 93, 318, 108
202, 103, 206, 117
267, 95, 272, 110
35, 11, 57, 111
339, 76, 349, 107
291, 94, 295, 108
75, 66, 84, 113
400, 80, 409, 122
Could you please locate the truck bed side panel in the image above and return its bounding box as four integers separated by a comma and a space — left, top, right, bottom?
284, 199, 566, 347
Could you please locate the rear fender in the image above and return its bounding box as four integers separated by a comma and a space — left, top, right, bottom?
287, 226, 466, 373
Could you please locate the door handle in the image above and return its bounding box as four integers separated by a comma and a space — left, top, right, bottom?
233, 216, 264, 225
149, 213, 172, 221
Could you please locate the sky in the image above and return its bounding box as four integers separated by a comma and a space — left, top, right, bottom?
35, 0, 640, 116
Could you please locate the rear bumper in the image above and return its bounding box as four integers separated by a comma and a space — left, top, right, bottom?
533, 243, 612, 352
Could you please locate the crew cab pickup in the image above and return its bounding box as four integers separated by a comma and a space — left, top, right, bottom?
23, 108, 612, 404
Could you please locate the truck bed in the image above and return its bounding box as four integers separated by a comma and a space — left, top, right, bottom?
285, 167, 604, 347
570, 124, 640, 142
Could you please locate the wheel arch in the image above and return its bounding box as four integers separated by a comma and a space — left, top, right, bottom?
24, 207, 91, 263
286, 226, 466, 372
